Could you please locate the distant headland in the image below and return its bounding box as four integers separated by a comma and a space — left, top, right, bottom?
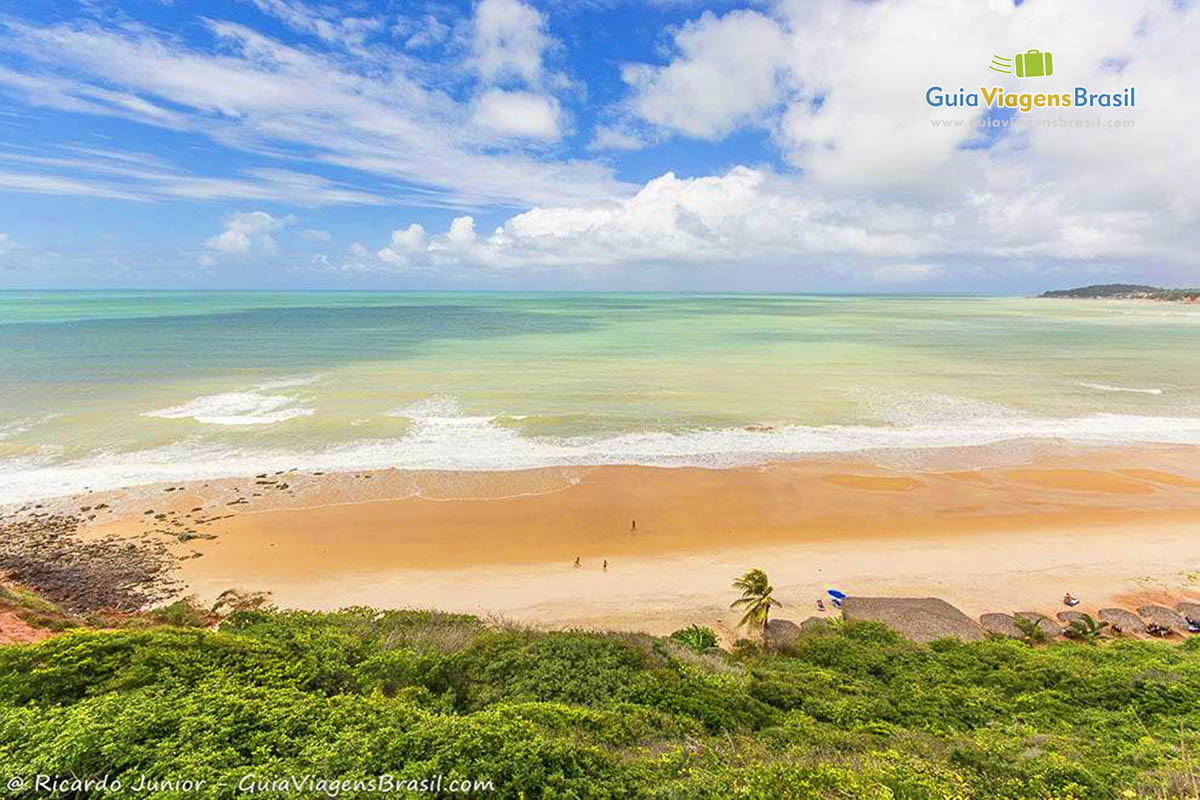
1040, 283, 1200, 302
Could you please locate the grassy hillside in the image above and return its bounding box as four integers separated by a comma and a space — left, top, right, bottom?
2, 607, 1199, 798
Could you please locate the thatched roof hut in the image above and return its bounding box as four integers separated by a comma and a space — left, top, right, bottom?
1098, 608, 1146, 635
842, 596, 985, 642
1175, 601, 1200, 620
979, 612, 1022, 639
1138, 605, 1187, 632
1015, 612, 1061, 637
764, 618, 803, 649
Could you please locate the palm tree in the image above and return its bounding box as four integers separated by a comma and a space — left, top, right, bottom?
1013, 614, 1049, 646
731, 569, 781, 645
1064, 613, 1109, 643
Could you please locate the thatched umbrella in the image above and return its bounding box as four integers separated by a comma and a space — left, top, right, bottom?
1138, 605, 1188, 633
979, 612, 1022, 639
1098, 608, 1146, 636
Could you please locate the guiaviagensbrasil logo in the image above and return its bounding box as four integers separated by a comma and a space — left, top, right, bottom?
990, 50, 1053, 78
926, 48, 1135, 113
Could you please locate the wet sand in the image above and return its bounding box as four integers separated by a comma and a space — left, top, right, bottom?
61, 445, 1200, 637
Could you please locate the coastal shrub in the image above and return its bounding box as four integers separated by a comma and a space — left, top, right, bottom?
4, 608, 1200, 797
669, 624, 720, 652
145, 597, 216, 628
0, 629, 305, 704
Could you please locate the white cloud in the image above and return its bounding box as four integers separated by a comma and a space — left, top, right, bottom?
473, 89, 562, 140
0, 11, 627, 208
377, 223, 427, 266
0, 169, 148, 201
471, 0, 552, 85
299, 228, 332, 243
589, 125, 648, 152
594, 0, 1200, 281
2, 0, 1198, 287
0, 147, 394, 206
348, 241, 369, 257
868, 264, 941, 285
366, 167, 937, 274
248, 0, 385, 49
360, 158, 1198, 287
205, 211, 294, 255
621, 10, 787, 140
396, 14, 450, 50
445, 216, 477, 248
0, 233, 18, 253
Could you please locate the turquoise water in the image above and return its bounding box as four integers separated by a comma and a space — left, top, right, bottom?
2, 291, 1199, 503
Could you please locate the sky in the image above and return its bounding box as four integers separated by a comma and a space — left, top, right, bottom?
0, 0, 1196, 291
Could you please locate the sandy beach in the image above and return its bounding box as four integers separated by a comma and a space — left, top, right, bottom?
33, 444, 1194, 638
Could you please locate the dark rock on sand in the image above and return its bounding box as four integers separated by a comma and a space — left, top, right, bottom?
1098, 608, 1146, 636
979, 612, 1023, 639
842, 596, 985, 642
1015, 612, 1062, 638
0, 513, 178, 612
765, 618, 803, 649
175, 531, 216, 542
1138, 605, 1188, 632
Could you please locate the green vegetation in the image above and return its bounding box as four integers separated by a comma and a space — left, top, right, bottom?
0, 583, 77, 632
1013, 614, 1050, 646
730, 568, 781, 645
669, 624, 720, 653
1040, 283, 1200, 301
1064, 613, 1110, 644
3, 606, 1200, 797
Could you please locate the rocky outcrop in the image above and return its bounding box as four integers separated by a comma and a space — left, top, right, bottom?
842, 596, 985, 643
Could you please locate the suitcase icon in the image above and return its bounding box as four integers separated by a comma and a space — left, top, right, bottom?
1014, 49, 1053, 78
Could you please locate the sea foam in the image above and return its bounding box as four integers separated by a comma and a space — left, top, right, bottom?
5, 410, 1200, 505
1078, 382, 1164, 395
143, 377, 317, 425
143, 392, 313, 425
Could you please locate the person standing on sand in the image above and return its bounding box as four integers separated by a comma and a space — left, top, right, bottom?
574, 556, 581, 568
630, 519, 637, 533
603, 559, 608, 571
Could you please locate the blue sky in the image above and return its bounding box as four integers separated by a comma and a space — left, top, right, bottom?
0, 0, 1196, 290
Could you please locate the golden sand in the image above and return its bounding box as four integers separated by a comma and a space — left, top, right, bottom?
1004, 468, 1158, 495
78, 446, 1200, 637
821, 474, 925, 492
1117, 469, 1200, 489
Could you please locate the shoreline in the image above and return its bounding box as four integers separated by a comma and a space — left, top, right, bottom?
7, 444, 1196, 636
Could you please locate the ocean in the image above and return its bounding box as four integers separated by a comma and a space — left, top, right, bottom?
2, 291, 1199, 504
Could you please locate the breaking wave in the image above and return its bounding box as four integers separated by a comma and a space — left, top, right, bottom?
5, 408, 1200, 505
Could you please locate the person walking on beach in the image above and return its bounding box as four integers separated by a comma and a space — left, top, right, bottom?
630, 519, 637, 533
603, 559, 608, 571
574, 556, 581, 569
